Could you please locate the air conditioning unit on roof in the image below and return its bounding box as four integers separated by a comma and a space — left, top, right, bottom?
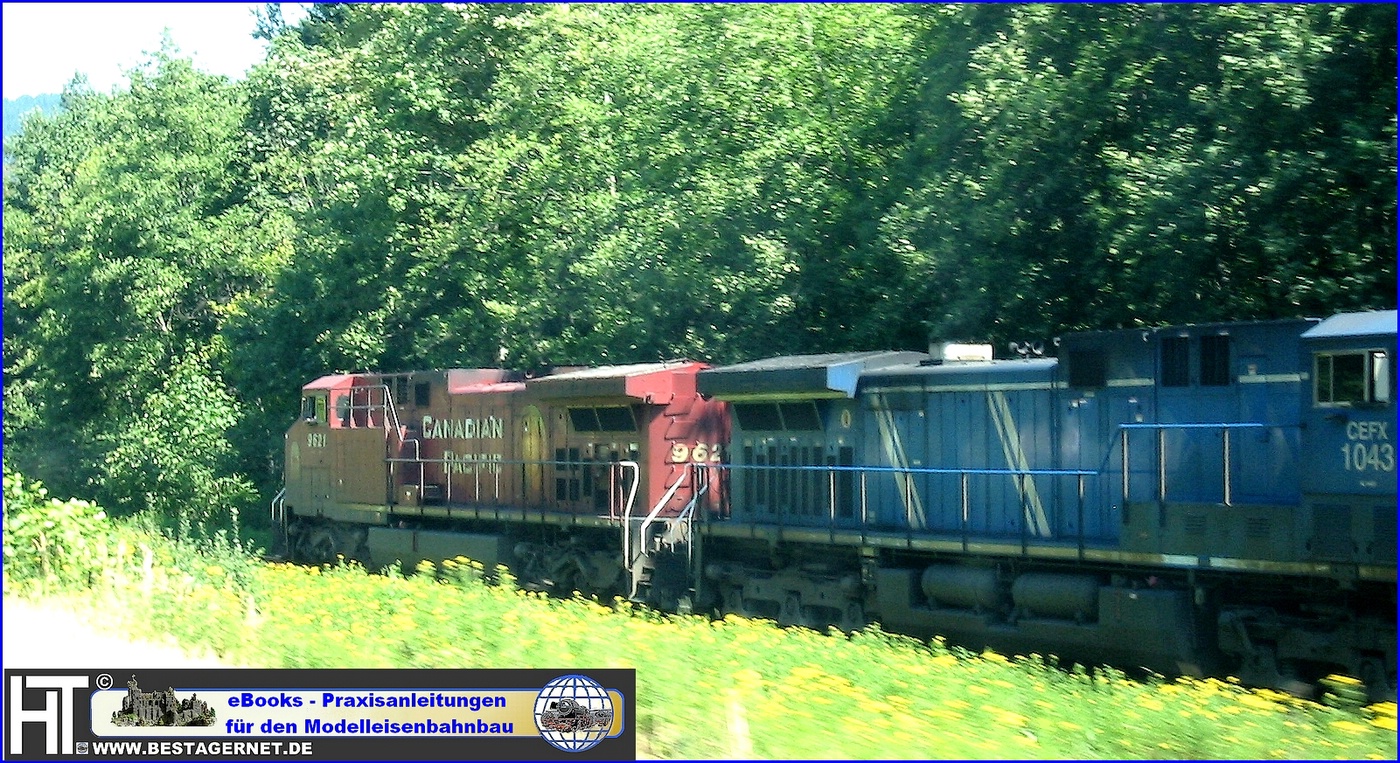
928, 342, 994, 362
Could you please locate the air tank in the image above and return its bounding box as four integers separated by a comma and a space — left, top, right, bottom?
920, 565, 1002, 611
1011, 573, 1101, 621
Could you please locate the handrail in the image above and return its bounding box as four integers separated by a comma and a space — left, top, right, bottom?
615, 459, 640, 540
673, 465, 708, 544
719, 463, 1096, 477
1116, 422, 1273, 430
270, 487, 287, 553
707, 419, 1293, 547
377, 384, 403, 437
341, 384, 405, 440
364, 384, 419, 497
1097, 421, 1288, 474
675, 465, 711, 568
721, 462, 1082, 542
270, 486, 286, 526
1115, 421, 1285, 506
378, 386, 408, 496
628, 465, 710, 599
629, 466, 690, 573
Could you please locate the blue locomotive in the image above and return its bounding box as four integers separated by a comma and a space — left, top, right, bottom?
694, 310, 1396, 696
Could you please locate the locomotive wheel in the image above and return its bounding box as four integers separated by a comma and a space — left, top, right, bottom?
548, 556, 582, 595
778, 593, 805, 628
290, 521, 368, 566
719, 585, 745, 617
286, 520, 315, 564
584, 550, 624, 595
1253, 648, 1312, 698
300, 527, 337, 565
839, 602, 866, 633
1360, 658, 1398, 704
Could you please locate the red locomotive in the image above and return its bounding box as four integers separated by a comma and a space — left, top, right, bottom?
276, 361, 728, 603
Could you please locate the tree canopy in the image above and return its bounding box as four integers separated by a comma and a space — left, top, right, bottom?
3, 3, 1394, 522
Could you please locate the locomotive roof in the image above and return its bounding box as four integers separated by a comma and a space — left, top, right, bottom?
528, 360, 705, 400
698, 351, 929, 400
1301, 309, 1397, 340
302, 374, 357, 391
1058, 316, 1320, 346
859, 358, 1059, 392
446, 368, 525, 394
532, 360, 699, 382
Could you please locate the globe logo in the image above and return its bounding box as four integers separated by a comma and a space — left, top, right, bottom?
532, 674, 616, 753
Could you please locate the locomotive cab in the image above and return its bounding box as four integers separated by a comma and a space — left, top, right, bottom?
1298, 310, 1397, 567
284, 374, 393, 525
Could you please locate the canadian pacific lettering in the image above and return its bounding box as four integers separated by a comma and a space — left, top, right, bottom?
442, 450, 504, 475
421, 415, 504, 441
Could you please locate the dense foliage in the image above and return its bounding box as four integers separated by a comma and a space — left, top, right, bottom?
1, 470, 110, 588
3, 3, 1395, 521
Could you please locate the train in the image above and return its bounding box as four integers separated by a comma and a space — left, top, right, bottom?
273, 309, 1397, 698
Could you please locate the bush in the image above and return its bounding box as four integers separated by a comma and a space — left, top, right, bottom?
92, 353, 255, 538
2, 469, 111, 588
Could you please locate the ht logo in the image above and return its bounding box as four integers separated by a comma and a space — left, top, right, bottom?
9, 675, 88, 755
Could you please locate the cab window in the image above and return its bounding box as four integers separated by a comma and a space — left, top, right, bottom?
334, 394, 351, 427
302, 394, 329, 423
1315, 350, 1392, 406
567, 406, 637, 433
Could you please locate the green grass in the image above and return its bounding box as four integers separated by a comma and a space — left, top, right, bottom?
3, 476, 1396, 759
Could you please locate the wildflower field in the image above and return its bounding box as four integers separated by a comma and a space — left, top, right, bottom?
4, 472, 1397, 759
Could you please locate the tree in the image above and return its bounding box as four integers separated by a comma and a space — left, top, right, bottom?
2, 49, 278, 527
874, 4, 1395, 349
94, 351, 255, 534
5, 3, 1392, 525
443, 3, 924, 364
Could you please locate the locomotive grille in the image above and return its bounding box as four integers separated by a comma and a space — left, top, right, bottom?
1309, 503, 1354, 560
1184, 514, 1207, 537
1245, 516, 1271, 540
1373, 506, 1397, 562
739, 442, 845, 519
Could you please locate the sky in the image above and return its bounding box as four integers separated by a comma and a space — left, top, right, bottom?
2, 2, 307, 100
